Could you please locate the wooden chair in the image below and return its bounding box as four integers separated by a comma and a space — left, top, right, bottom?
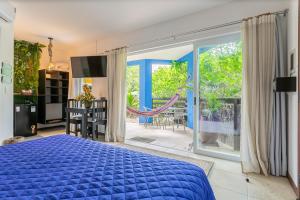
66, 99, 83, 137
87, 99, 107, 140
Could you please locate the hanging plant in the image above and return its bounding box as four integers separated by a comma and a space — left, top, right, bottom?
14, 40, 45, 95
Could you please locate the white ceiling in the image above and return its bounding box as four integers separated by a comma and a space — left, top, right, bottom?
127, 44, 193, 61
10, 0, 232, 49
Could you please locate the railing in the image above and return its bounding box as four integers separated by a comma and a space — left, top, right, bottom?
152, 97, 241, 151
200, 98, 241, 129
152, 97, 187, 109
152, 97, 240, 132
200, 98, 241, 151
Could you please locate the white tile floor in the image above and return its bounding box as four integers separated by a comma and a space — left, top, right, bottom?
39, 126, 297, 200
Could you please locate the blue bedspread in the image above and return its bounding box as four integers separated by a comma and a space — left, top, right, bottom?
0, 135, 215, 200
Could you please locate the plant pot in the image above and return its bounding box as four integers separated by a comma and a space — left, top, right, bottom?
84, 101, 92, 108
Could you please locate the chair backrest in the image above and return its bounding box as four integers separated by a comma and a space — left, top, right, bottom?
174, 107, 186, 118
67, 99, 83, 118
92, 99, 107, 121
67, 99, 82, 108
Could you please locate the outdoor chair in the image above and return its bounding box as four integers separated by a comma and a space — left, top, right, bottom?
159, 109, 174, 129
158, 107, 187, 132
143, 107, 164, 128
172, 107, 187, 131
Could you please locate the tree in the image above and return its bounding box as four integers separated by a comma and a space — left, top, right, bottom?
199, 41, 242, 98
152, 61, 188, 98
126, 65, 139, 108
126, 41, 242, 111
199, 41, 242, 111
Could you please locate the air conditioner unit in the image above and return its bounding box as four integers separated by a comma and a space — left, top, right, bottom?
0, 2, 15, 22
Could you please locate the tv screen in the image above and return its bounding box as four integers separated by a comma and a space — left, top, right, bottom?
71, 56, 107, 78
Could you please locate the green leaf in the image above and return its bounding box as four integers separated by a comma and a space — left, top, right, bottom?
14, 40, 45, 95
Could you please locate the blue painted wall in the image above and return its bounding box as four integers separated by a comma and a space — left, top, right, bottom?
177, 52, 194, 128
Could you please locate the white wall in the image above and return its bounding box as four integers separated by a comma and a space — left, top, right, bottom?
92, 78, 108, 98
39, 47, 70, 71
0, 1, 15, 144
288, 0, 299, 187
70, 0, 290, 56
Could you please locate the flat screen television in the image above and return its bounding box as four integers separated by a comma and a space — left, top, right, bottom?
71, 56, 107, 78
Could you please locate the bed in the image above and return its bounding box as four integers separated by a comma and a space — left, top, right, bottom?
0, 135, 215, 200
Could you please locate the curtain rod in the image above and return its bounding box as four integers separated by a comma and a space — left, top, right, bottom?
104, 46, 127, 52
127, 9, 288, 50
101, 9, 288, 54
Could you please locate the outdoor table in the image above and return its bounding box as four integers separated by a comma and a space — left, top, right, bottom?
160, 107, 187, 130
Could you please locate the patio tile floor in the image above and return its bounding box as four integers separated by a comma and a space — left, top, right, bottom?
126, 120, 240, 155
126, 121, 193, 152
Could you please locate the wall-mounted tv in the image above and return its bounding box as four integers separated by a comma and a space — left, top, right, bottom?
71, 56, 107, 78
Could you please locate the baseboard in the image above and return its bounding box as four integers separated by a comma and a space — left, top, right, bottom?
287, 171, 298, 196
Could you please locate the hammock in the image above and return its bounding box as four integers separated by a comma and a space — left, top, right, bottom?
127, 93, 180, 117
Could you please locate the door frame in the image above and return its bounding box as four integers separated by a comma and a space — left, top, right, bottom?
192, 33, 241, 162
295, 0, 300, 199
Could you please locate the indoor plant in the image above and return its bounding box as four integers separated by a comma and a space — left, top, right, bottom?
75, 84, 95, 108
14, 40, 45, 95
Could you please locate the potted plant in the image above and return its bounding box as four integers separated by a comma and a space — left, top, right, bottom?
75, 84, 95, 108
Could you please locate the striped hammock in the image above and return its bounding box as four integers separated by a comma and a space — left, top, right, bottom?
127, 93, 180, 117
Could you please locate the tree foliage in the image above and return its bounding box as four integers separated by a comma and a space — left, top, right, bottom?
199, 41, 242, 112
199, 41, 242, 98
152, 61, 188, 98
126, 42, 242, 111
126, 65, 139, 108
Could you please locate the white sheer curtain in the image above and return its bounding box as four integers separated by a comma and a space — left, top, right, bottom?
106, 47, 127, 142
241, 14, 276, 175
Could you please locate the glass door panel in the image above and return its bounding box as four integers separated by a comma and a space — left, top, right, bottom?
193, 34, 242, 160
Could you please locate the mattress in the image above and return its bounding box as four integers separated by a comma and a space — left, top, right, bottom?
0, 135, 215, 200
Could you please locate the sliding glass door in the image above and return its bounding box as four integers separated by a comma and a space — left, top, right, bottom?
193, 34, 242, 161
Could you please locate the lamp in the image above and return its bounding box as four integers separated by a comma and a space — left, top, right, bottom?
47, 37, 55, 70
